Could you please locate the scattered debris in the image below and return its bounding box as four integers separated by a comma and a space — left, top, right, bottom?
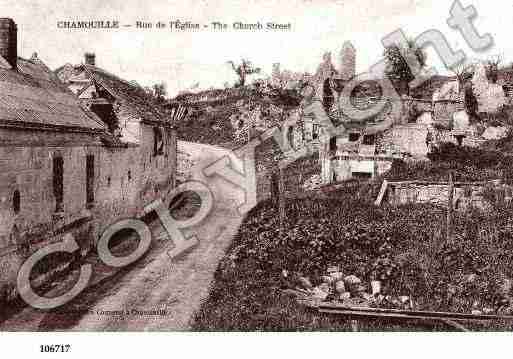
335, 281, 346, 294
482, 126, 508, 140
303, 174, 323, 191
283, 268, 513, 316
298, 276, 313, 290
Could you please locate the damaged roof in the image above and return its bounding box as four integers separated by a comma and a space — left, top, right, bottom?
81, 64, 171, 127
0, 56, 106, 133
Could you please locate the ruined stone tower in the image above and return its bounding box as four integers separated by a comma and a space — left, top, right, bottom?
339, 41, 355, 80
271, 62, 281, 87
314, 52, 336, 99
0, 18, 17, 69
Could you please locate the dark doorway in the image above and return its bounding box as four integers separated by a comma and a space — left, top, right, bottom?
13, 190, 20, 214
349, 133, 360, 142
329, 136, 337, 151
287, 126, 294, 150
154, 127, 164, 156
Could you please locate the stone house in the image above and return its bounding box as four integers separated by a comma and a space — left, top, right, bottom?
0, 18, 177, 301
55, 53, 179, 223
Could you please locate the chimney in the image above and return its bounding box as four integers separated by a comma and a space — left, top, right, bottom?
84, 52, 95, 66
0, 18, 17, 69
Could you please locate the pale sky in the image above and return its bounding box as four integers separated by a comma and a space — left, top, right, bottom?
1, 0, 512, 96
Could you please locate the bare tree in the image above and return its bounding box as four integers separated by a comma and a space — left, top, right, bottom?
450, 62, 476, 88
450, 62, 477, 117
152, 82, 167, 102
485, 54, 502, 84
227, 59, 261, 87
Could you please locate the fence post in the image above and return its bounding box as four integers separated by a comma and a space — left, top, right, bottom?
447, 172, 454, 241
278, 167, 286, 232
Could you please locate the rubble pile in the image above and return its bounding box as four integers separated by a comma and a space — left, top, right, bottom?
283, 266, 513, 315
283, 266, 413, 310
302, 174, 323, 191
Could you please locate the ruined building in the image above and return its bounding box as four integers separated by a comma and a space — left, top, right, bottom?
55, 52, 180, 222
279, 47, 469, 186
339, 41, 356, 81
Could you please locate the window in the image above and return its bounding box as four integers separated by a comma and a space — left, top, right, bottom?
454, 134, 465, 146
13, 190, 20, 214
349, 133, 360, 142
128, 170, 132, 181
363, 134, 375, 145
53, 156, 64, 212
154, 127, 164, 156
312, 124, 319, 140
287, 126, 294, 150
86, 155, 94, 207
352, 172, 372, 179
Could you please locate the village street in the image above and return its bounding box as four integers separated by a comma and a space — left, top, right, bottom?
0, 142, 246, 331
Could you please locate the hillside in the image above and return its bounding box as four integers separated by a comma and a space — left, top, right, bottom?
172, 86, 301, 148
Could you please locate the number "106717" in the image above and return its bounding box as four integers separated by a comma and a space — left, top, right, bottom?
40, 344, 71, 353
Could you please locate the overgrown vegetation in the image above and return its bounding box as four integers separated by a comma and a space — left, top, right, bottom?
193, 194, 513, 330
174, 86, 301, 146
385, 142, 513, 182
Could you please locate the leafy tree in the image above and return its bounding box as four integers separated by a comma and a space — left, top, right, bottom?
227, 59, 261, 87
384, 39, 426, 95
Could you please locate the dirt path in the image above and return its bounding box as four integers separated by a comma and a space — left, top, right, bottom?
0, 142, 246, 331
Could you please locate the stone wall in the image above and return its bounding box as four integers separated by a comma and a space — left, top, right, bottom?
254, 137, 321, 202
0, 129, 101, 246
0, 128, 101, 300
433, 101, 465, 120
385, 180, 504, 211
0, 124, 177, 301
377, 124, 429, 157
327, 155, 394, 183
137, 125, 177, 212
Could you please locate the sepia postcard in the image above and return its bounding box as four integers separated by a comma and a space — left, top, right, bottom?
1, 0, 513, 356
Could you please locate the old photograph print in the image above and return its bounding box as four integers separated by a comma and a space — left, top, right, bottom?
1, 0, 513, 332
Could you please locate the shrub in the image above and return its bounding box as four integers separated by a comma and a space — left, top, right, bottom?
384, 142, 510, 182
427, 142, 503, 167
